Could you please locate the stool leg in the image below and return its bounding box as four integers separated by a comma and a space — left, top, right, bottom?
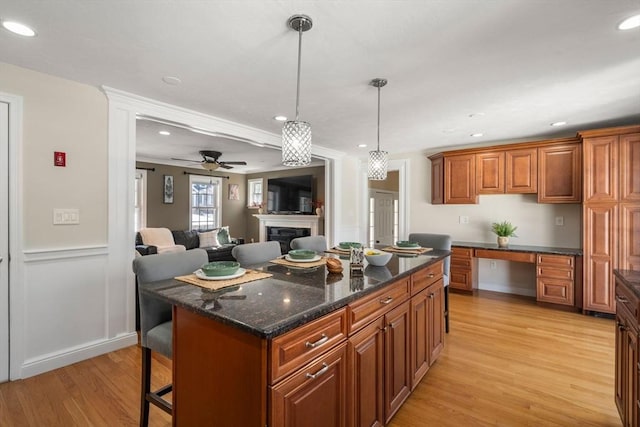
140, 347, 151, 427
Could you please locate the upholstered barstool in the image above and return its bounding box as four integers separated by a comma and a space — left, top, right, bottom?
408, 233, 452, 333
290, 235, 328, 255
132, 249, 208, 427
231, 241, 282, 267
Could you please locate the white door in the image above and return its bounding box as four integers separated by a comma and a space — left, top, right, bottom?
373, 191, 394, 246
0, 102, 9, 382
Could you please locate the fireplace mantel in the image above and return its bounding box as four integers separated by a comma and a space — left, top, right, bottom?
253, 214, 321, 242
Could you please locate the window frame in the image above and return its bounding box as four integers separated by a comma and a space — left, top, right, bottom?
189, 175, 222, 231
134, 169, 147, 231
247, 178, 263, 209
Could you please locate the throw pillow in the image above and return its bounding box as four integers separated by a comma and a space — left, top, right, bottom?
217, 226, 231, 245
199, 230, 220, 248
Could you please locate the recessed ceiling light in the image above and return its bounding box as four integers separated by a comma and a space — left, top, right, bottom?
273, 115, 287, 122
2, 20, 36, 37
358, 144, 367, 148
471, 133, 484, 137
618, 14, 640, 30
550, 121, 567, 127
468, 113, 485, 118
158, 130, 170, 136
162, 76, 182, 86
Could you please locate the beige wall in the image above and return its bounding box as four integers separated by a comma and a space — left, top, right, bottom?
0, 62, 108, 248
136, 162, 246, 238
244, 166, 325, 243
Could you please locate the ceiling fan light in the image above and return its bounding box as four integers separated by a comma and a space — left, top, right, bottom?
282, 120, 312, 166
368, 150, 388, 181
202, 162, 220, 171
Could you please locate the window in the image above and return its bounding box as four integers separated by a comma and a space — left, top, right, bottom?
134, 169, 147, 231
247, 178, 263, 208
189, 175, 222, 231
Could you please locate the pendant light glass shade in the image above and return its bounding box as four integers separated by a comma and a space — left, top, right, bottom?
368, 78, 388, 180
282, 15, 313, 166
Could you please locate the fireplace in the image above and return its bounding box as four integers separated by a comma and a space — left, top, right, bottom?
267, 226, 311, 253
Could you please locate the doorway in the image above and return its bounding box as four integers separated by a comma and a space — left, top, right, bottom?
0, 101, 9, 382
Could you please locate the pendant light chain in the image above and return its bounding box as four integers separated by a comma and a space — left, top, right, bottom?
295, 25, 303, 121
377, 84, 381, 152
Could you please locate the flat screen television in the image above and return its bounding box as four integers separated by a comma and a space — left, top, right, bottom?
267, 175, 313, 214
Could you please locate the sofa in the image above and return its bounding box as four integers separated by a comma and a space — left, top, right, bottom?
135, 228, 242, 262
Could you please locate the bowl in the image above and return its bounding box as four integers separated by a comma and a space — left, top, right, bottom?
338, 241, 362, 250
364, 249, 392, 266
288, 249, 317, 260
396, 240, 419, 248
200, 261, 240, 277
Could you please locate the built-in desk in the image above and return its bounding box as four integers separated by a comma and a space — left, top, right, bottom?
451, 242, 583, 309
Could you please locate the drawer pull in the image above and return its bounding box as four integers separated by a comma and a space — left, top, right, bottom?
306, 363, 329, 379
427, 273, 435, 278
379, 296, 393, 305
616, 295, 629, 303
305, 334, 328, 349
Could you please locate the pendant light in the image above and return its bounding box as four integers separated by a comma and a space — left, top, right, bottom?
282, 14, 313, 167
368, 78, 388, 180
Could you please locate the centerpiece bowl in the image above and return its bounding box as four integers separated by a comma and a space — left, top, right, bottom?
364, 248, 392, 266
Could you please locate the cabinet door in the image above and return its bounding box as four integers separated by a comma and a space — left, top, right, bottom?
427, 280, 445, 364
450, 247, 474, 292
348, 318, 385, 427
505, 148, 537, 193
583, 136, 618, 203
620, 132, 640, 202
583, 204, 618, 314
384, 301, 411, 424
430, 156, 444, 204
625, 325, 638, 427
620, 204, 640, 271
615, 311, 626, 421
444, 154, 477, 204
476, 151, 505, 194
270, 343, 348, 427
410, 289, 430, 390
538, 143, 582, 203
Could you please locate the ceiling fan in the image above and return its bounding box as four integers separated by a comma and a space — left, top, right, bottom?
172, 150, 247, 170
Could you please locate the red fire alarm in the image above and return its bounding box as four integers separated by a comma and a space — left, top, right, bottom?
54, 151, 66, 167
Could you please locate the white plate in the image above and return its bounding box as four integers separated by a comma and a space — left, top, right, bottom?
284, 254, 321, 263
194, 268, 246, 281
392, 245, 422, 250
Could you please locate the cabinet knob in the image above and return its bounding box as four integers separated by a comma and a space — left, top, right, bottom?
429, 293, 435, 299
305, 334, 329, 349
618, 322, 627, 331
305, 363, 329, 380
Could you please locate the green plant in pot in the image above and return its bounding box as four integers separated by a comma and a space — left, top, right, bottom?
491, 221, 518, 248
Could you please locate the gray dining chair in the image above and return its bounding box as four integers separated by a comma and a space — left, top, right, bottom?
132, 249, 208, 427
232, 241, 282, 267
408, 233, 451, 333
290, 235, 328, 255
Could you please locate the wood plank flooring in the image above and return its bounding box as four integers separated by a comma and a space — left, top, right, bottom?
0, 291, 620, 426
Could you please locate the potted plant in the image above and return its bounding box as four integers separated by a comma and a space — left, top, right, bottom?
491, 221, 518, 248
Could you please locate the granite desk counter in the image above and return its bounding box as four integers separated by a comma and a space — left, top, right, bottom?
142, 250, 450, 426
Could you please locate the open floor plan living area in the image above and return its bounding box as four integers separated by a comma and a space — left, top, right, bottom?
0, 1, 639, 426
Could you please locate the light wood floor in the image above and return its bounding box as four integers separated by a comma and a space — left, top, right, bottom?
0, 291, 620, 426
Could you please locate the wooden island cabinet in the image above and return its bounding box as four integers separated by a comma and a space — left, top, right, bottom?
142, 252, 449, 427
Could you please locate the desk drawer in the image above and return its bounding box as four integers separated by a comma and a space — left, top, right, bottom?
270, 308, 347, 384
452, 247, 473, 258
410, 261, 442, 295
474, 249, 536, 263
537, 277, 574, 306
537, 254, 574, 268
348, 278, 410, 334
537, 266, 574, 280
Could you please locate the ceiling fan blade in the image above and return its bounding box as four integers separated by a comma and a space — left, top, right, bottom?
220, 161, 247, 165
219, 164, 234, 169
171, 157, 202, 163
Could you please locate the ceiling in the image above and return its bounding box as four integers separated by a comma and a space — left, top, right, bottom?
1, 1, 639, 172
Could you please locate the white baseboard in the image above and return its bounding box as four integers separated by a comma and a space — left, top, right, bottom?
478, 282, 536, 298
19, 332, 138, 379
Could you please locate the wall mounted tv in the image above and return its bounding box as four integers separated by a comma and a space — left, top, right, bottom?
267, 175, 314, 214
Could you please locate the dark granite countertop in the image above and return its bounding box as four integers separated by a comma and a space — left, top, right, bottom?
614, 269, 640, 299
453, 241, 582, 256
140, 250, 449, 339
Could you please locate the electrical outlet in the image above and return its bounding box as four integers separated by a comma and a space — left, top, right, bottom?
555, 216, 564, 226
490, 261, 497, 269
459, 215, 469, 224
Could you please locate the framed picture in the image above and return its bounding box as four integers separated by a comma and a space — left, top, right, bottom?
163, 175, 174, 204
228, 183, 239, 200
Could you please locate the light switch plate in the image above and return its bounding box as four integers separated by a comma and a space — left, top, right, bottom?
53, 208, 80, 225
555, 216, 564, 226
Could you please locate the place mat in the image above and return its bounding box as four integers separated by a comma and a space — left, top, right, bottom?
270, 257, 327, 268
382, 246, 433, 255
325, 247, 351, 255
174, 269, 273, 291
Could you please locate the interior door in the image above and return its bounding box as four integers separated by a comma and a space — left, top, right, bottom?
0, 102, 9, 382
373, 192, 394, 245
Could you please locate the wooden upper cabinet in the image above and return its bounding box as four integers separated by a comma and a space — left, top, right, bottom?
538, 143, 582, 203
476, 152, 505, 194
620, 132, 640, 202
506, 148, 537, 193
583, 135, 619, 203
444, 154, 477, 204
430, 155, 444, 204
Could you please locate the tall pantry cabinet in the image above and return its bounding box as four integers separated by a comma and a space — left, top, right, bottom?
581, 125, 640, 314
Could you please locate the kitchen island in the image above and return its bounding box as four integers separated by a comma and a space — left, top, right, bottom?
141, 250, 449, 427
